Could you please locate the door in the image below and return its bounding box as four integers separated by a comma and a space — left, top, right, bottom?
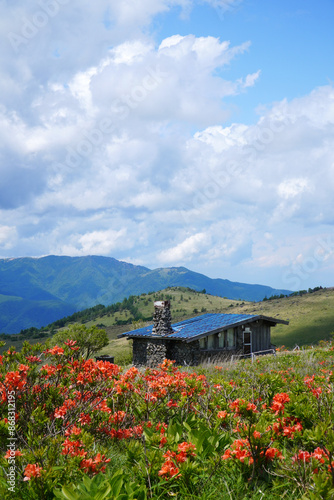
243, 329, 252, 355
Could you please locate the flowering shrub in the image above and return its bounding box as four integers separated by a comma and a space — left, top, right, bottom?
0, 340, 333, 498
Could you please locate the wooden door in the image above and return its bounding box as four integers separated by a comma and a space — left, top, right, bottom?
243, 330, 252, 355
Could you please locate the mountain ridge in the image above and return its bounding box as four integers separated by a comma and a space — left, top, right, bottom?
0, 255, 291, 333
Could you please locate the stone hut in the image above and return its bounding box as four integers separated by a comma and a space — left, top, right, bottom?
120, 301, 288, 367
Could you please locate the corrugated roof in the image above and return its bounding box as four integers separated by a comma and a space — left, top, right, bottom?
119, 313, 287, 343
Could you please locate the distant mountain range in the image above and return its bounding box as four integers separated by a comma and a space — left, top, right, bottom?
0, 255, 291, 333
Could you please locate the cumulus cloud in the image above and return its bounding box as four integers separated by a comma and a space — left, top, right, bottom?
0, 0, 334, 290
158, 232, 209, 263
277, 178, 311, 200
58, 228, 128, 256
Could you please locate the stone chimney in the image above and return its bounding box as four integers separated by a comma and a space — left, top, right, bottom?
152, 300, 173, 336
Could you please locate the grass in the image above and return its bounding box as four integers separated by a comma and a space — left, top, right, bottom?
228, 287, 334, 348
1, 286, 334, 361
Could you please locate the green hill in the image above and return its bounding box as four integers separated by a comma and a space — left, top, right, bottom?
92, 287, 334, 360
228, 287, 334, 348
2, 286, 333, 363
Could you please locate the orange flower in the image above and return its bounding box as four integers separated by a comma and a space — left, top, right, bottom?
41, 364, 57, 377
159, 436, 167, 448
176, 452, 187, 463
25, 355, 41, 363
235, 448, 252, 463
156, 422, 168, 434
312, 387, 322, 398
217, 411, 227, 419
246, 402, 257, 412
265, 448, 283, 460
65, 425, 82, 436
222, 438, 253, 464
312, 447, 326, 463
177, 442, 196, 456
4, 450, 23, 459
44, 346, 64, 356
23, 464, 44, 481
80, 453, 111, 475
230, 399, 258, 415
54, 399, 76, 419
4, 371, 27, 391
167, 400, 178, 408
271, 393, 290, 414
78, 413, 91, 425
18, 364, 30, 373
222, 449, 232, 460
61, 438, 87, 457
64, 339, 77, 347
158, 460, 180, 480
292, 450, 311, 463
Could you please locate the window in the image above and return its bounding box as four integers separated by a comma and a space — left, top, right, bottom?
199, 337, 206, 349
200, 331, 234, 350
207, 335, 215, 349
218, 332, 224, 348
226, 328, 235, 347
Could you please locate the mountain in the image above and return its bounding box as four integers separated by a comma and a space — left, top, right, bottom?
0, 255, 291, 333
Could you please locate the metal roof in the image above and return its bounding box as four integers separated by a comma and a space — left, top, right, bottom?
119, 313, 288, 343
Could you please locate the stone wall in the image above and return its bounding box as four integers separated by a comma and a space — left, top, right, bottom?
152, 302, 173, 336
132, 338, 148, 366
167, 340, 201, 366
133, 338, 242, 367
146, 339, 167, 368
132, 338, 167, 367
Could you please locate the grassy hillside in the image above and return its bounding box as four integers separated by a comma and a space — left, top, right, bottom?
1, 287, 333, 361
86, 287, 334, 358
229, 287, 334, 348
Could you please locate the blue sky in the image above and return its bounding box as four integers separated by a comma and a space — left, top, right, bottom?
154, 0, 334, 124
0, 0, 334, 291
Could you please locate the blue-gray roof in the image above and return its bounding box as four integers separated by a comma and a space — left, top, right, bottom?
119, 313, 287, 343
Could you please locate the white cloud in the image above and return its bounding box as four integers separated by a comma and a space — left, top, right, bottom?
239, 70, 261, 88
111, 40, 153, 65
277, 178, 311, 199
159, 35, 184, 50
158, 233, 209, 263
3, 84, 334, 289
1, 1, 334, 290
63, 228, 128, 256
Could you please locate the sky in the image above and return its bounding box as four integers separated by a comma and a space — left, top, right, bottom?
0, 0, 334, 292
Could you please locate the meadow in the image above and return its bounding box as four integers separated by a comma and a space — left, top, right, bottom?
0, 336, 333, 499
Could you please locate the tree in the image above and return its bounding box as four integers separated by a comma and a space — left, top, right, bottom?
51, 324, 109, 360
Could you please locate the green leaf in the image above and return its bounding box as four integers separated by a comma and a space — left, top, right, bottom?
108, 470, 124, 498
56, 485, 80, 500
94, 484, 112, 500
